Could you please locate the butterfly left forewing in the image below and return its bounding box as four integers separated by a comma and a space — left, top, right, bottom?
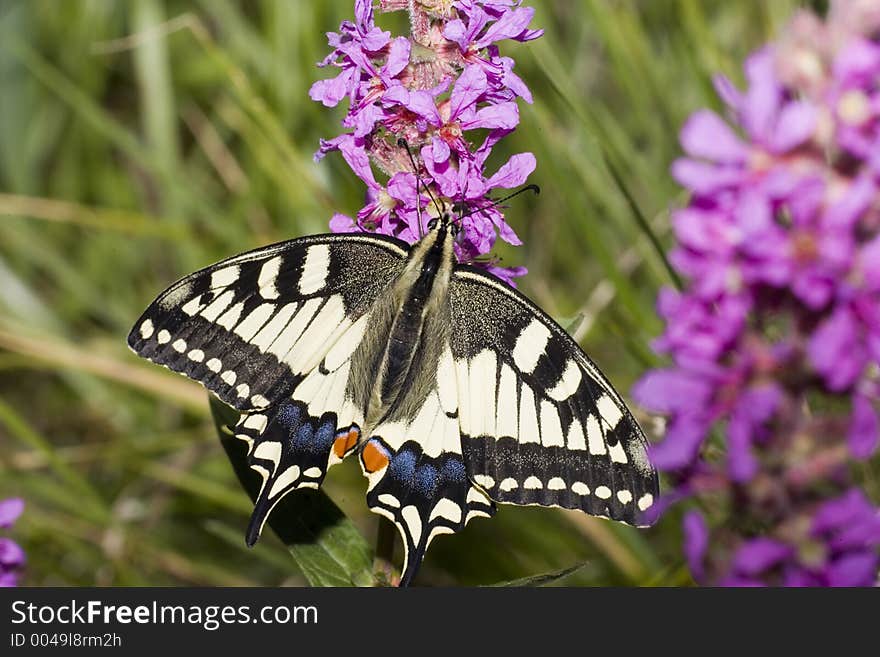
130, 233, 413, 547
448, 266, 658, 526
128, 234, 408, 411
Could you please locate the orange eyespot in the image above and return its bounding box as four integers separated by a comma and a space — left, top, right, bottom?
333, 427, 360, 459
362, 440, 390, 473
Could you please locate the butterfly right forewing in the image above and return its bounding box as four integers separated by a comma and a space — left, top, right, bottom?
448, 266, 658, 526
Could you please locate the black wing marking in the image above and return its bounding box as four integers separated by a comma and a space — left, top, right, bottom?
128, 233, 408, 412
448, 266, 658, 527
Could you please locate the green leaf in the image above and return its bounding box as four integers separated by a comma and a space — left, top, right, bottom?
209, 396, 376, 587
488, 562, 590, 587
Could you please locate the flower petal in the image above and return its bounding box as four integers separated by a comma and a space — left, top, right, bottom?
679, 110, 749, 163
485, 152, 536, 189
443, 18, 470, 50
671, 159, 744, 195
313, 133, 350, 163
450, 65, 488, 120
848, 395, 879, 459
0, 538, 25, 568
812, 489, 873, 534
647, 414, 709, 471
832, 37, 880, 86
354, 0, 373, 28
484, 263, 527, 287
768, 101, 816, 152
308, 68, 357, 108
0, 572, 19, 587
387, 172, 419, 206
329, 213, 356, 233
492, 212, 522, 246
825, 553, 879, 587
383, 37, 411, 79
741, 47, 782, 141
338, 136, 377, 187
713, 74, 743, 113
383, 87, 441, 124
352, 103, 387, 138
422, 145, 460, 198
732, 538, 792, 576
632, 369, 712, 415
807, 306, 864, 391
476, 6, 537, 49
462, 102, 520, 131
858, 235, 880, 290
683, 511, 709, 581
823, 175, 875, 229
500, 56, 532, 103
430, 135, 451, 166
0, 499, 23, 529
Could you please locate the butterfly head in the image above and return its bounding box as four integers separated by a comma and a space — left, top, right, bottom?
427, 213, 462, 238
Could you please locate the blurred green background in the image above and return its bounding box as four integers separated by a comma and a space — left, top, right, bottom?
0, 0, 803, 586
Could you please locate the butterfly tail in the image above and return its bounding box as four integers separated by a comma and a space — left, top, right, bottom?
234, 399, 358, 547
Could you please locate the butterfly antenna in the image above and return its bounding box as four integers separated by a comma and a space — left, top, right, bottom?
457, 184, 540, 222
398, 138, 445, 236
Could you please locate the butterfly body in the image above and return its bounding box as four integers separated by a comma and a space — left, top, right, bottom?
368, 222, 454, 430
129, 220, 658, 585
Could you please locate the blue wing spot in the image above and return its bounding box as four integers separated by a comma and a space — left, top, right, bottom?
415, 463, 440, 498
389, 449, 417, 483
276, 402, 301, 432
441, 458, 467, 483
294, 421, 313, 450
313, 418, 336, 453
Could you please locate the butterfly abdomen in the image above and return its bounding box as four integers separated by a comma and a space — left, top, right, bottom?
369, 227, 456, 422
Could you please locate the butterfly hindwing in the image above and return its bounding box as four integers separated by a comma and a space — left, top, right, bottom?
232, 285, 407, 545
360, 329, 495, 585
362, 408, 495, 585
233, 352, 363, 543
128, 234, 409, 411
448, 266, 659, 526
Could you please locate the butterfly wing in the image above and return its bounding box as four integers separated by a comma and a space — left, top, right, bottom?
233, 310, 387, 545
128, 233, 409, 411
448, 266, 658, 526
358, 305, 494, 586
129, 233, 412, 546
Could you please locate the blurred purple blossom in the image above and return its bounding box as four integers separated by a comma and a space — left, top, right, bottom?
0, 498, 24, 587
635, 0, 880, 587
311, 0, 542, 284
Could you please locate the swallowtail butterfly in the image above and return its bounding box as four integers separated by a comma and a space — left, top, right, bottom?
128, 217, 658, 585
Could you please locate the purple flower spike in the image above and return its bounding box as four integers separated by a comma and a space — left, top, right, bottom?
634, 0, 880, 586
311, 1, 541, 285
0, 498, 24, 587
